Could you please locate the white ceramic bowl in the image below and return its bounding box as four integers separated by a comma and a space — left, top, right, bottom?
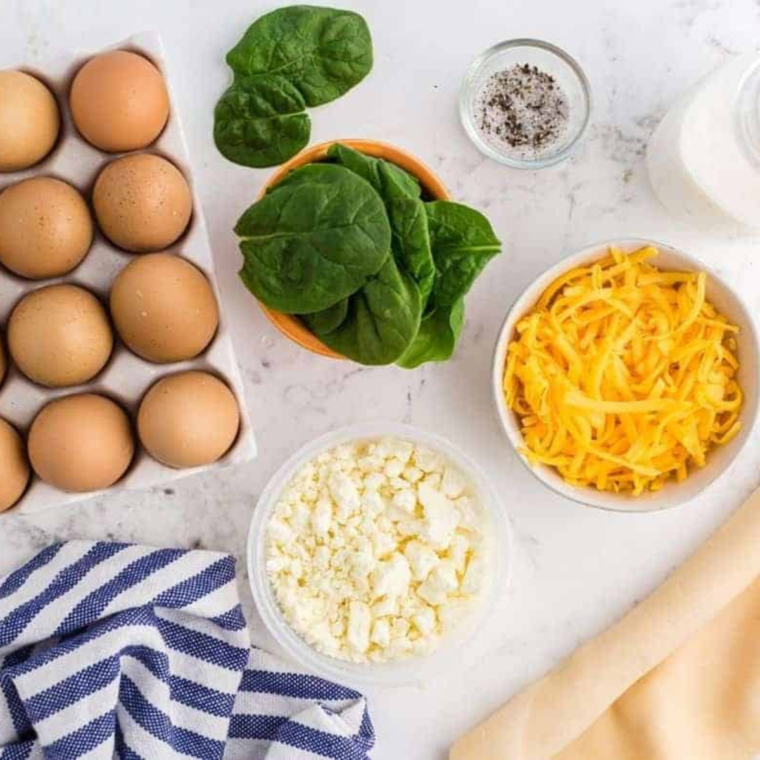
492, 238, 760, 512
247, 422, 511, 688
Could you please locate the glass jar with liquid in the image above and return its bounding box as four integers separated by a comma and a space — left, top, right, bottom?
647, 54, 760, 233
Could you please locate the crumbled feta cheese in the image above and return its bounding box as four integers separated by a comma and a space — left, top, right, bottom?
376, 437, 413, 462
372, 553, 411, 599
442, 467, 468, 499
461, 556, 485, 595
449, 533, 470, 574
418, 483, 459, 550
349, 550, 374, 581
312, 498, 332, 535
362, 489, 386, 517
421, 473, 442, 491
348, 601, 371, 653
412, 606, 436, 637
454, 496, 482, 534
390, 617, 410, 639
402, 465, 423, 483
371, 530, 396, 559
392, 489, 417, 513
404, 540, 439, 581
358, 455, 384, 473
370, 618, 391, 648
413, 446, 440, 473
364, 472, 385, 491
314, 546, 330, 569
329, 473, 360, 519
268, 518, 294, 545
384, 458, 405, 478
417, 560, 459, 606
265, 436, 487, 663
388, 476, 409, 492
372, 597, 398, 618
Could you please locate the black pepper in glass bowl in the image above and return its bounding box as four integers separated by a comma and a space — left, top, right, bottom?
460, 39, 591, 169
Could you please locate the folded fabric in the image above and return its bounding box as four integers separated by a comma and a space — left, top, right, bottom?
451, 487, 760, 760
0, 541, 374, 759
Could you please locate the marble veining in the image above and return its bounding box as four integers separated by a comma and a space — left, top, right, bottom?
2, 0, 760, 757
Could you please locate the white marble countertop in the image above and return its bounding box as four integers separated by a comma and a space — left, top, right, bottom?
2, 1, 760, 757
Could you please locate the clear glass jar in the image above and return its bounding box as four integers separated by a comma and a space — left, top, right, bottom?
647, 55, 760, 233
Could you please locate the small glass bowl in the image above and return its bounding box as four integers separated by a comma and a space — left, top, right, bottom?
247, 422, 512, 689
460, 39, 592, 169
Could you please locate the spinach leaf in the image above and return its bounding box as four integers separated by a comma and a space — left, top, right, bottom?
214, 78, 310, 168
304, 257, 422, 365
386, 198, 436, 309
215, 7, 373, 167
397, 298, 465, 369
327, 143, 421, 200
327, 145, 432, 305
396, 203, 500, 367
236, 164, 390, 314
226, 6, 373, 107
425, 201, 502, 306
304, 297, 349, 335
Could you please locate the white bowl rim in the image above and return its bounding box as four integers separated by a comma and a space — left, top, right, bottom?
247, 421, 513, 689
491, 237, 760, 513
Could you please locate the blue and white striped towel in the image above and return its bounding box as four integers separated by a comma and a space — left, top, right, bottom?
0, 541, 375, 759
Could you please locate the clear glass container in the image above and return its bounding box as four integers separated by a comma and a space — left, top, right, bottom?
647, 54, 760, 233
247, 422, 512, 689
459, 39, 592, 169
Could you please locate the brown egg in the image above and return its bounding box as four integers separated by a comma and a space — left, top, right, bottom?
138, 371, 239, 468
0, 418, 29, 511
0, 329, 6, 388
9, 284, 113, 387
28, 393, 134, 492
0, 177, 93, 279
110, 253, 219, 363
92, 154, 192, 253
70, 50, 169, 153
0, 70, 60, 172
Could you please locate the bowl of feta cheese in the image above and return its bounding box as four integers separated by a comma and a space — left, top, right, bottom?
247, 422, 510, 687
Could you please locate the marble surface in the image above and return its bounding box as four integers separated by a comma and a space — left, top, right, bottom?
2, 1, 760, 757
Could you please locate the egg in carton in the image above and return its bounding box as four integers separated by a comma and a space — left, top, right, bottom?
0, 32, 256, 516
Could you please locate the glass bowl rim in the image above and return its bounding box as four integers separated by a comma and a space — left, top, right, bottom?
459, 37, 592, 169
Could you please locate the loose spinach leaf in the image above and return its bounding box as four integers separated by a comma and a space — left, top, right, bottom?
215, 7, 373, 167
386, 198, 436, 309
425, 201, 502, 306
236, 164, 390, 314
214, 78, 310, 168
226, 6, 373, 107
304, 256, 422, 365
326, 143, 421, 200
397, 298, 465, 369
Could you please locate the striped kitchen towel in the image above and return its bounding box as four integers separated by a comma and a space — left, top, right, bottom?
0, 541, 375, 759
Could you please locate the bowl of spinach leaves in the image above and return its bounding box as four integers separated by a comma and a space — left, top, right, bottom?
236, 139, 503, 367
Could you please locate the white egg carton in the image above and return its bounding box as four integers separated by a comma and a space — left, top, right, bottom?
0, 32, 256, 516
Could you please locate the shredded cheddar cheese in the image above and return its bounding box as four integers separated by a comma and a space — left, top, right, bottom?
503, 247, 742, 495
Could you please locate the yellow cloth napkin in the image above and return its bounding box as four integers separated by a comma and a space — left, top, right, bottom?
451, 487, 760, 760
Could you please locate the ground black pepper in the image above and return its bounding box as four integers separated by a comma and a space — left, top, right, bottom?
475, 63, 569, 159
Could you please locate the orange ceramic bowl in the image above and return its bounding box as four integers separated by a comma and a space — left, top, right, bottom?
255, 139, 452, 359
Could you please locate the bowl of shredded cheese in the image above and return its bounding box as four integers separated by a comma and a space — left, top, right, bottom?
493, 240, 760, 511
